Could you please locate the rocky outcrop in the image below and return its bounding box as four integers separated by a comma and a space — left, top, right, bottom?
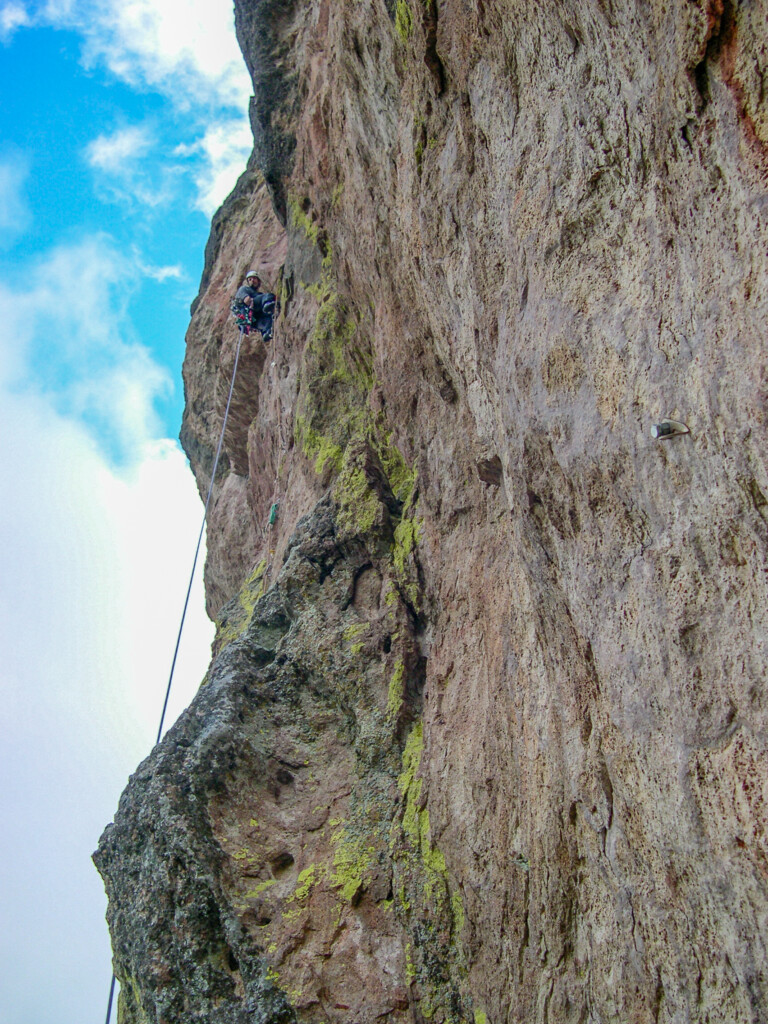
97, 1, 768, 1022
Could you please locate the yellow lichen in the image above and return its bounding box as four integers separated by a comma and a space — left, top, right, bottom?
245, 879, 276, 899
405, 942, 416, 983
295, 415, 343, 475
330, 826, 376, 903
387, 659, 405, 722
287, 195, 320, 246
392, 516, 422, 577
287, 864, 318, 903
396, 0, 413, 40
214, 560, 268, 650
334, 451, 382, 538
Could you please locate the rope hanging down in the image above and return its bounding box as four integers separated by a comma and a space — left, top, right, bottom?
104, 324, 246, 1024
155, 324, 246, 743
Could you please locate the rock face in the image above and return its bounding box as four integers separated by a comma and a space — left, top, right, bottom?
96, 1, 768, 1022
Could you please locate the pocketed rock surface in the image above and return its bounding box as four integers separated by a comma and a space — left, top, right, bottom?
96, 1, 768, 1022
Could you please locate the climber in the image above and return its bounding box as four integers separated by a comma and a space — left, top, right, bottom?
230, 270, 278, 342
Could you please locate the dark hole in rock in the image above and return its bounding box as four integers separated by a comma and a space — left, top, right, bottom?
383, 635, 392, 654
276, 768, 295, 786
227, 949, 240, 972
477, 455, 503, 486
270, 852, 294, 876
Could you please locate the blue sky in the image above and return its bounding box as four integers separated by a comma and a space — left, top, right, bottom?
0, 3, 253, 1022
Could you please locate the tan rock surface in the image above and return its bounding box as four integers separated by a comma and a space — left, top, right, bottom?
98, 1, 768, 1022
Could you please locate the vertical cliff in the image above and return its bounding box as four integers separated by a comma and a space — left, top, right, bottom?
96, 1, 768, 1021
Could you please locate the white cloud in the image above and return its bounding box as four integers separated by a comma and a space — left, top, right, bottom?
0, 149, 30, 239
0, 231, 214, 1023
176, 119, 252, 216
0, 1, 30, 41
84, 125, 179, 210
0, 391, 213, 1024
43, 0, 251, 110
138, 261, 184, 282
86, 124, 152, 172
0, 235, 186, 453
14, 1, 254, 219
0, 234, 127, 369
87, 115, 252, 216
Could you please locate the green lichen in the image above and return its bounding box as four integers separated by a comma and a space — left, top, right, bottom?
334, 451, 382, 538
415, 138, 424, 174
392, 718, 470, 1020
405, 942, 417, 983
289, 210, 425, 620
344, 623, 369, 645
245, 879, 277, 899
397, 882, 411, 912
393, 515, 422, 577
392, 512, 423, 610
295, 416, 344, 475
330, 824, 376, 903
294, 288, 374, 471
387, 659, 405, 722
322, 239, 334, 273
398, 721, 424, 844
451, 889, 466, 934
214, 560, 267, 650
379, 435, 417, 504
287, 864, 318, 903
118, 975, 150, 1024
302, 279, 333, 302
396, 0, 413, 40
474, 1012, 488, 1024
400, 734, 452, 900
287, 195, 320, 246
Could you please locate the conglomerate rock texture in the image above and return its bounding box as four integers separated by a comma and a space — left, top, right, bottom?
96, 1, 768, 1022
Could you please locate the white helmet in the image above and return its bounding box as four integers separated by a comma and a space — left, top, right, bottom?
245, 269, 261, 280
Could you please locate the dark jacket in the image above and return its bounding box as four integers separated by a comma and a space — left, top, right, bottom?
231, 285, 277, 338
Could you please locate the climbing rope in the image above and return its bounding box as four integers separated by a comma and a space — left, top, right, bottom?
103, 323, 246, 1024
155, 324, 246, 744
104, 975, 116, 1024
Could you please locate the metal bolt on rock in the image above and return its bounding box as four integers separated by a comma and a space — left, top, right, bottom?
651, 419, 689, 440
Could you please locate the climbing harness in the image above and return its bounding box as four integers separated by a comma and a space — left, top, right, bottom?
229, 276, 279, 343
103, 323, 247, 1024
